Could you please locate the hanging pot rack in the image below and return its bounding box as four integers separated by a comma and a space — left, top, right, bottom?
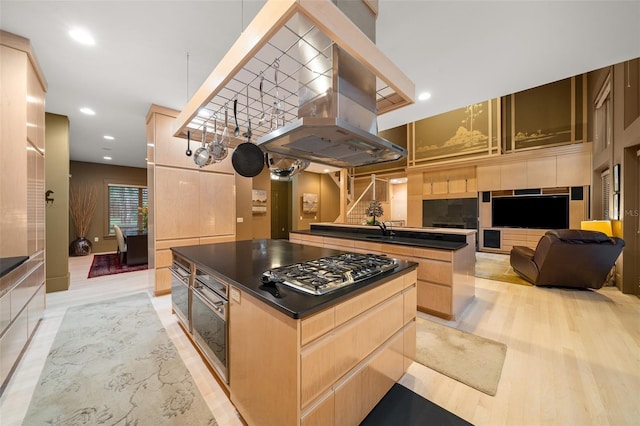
174, 0, 415, 147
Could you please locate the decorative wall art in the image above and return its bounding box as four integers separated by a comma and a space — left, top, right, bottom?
510, 76, 585, 151
612, 193, 620, 220
252, 189, 267, 214
302, 192, 318, 214
412, 99, 499, 165
613, 163, 620, 193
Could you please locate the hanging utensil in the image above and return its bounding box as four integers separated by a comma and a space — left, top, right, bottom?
209, 114, 228, 162
233, 98, 240, 137
258, 72, 266, 127
232, 87, 264, 177
194, 124, 211, 167
270, 60, 284, 130
221, 103, 230, 147
243, 86, 252, 141
185, 130, 192, 156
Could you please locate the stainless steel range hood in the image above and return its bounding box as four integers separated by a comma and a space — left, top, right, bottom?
258, 116, 407, 168
257, 3, 407, 168
173, 0, 415, 169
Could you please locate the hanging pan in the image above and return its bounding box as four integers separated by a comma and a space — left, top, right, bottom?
194, 124, 211, 167
209, 114, 228, 162
231, 95, 265, 178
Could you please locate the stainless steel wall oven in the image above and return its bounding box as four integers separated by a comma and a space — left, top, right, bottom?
191, 266, 229, 383
170, 254, 192, 332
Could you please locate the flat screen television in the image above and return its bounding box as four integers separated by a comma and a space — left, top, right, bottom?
492, 195, 569, 229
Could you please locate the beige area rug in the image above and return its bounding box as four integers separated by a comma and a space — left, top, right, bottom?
23, 293, 218, 425
416, 317, 507, 396
475, 251, 532, 286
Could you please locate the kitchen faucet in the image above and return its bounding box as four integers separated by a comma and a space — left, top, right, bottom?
377, 221, 395, 237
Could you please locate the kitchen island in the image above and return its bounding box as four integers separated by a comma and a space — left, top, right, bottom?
290, 223, 476, 320
171, 239, 418, 426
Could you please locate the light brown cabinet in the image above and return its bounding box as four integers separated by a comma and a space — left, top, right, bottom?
229, 269, 417, 426
291, 228, 476, 320
476, 143, 592, 191
0, 30, 47, 389
146, 105, 236, 295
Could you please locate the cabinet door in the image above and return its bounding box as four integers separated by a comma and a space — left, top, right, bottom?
557, 151, 591, 186
527, 157, 556, 188
199, 172, 235, 236
501, 162, 526, 190
333, 332, 404, 426
27, 142, 38, 254
26, 63, 45, 151
477, 164, 501, 191
155, 166, 199, 239
153, 112, 234, 173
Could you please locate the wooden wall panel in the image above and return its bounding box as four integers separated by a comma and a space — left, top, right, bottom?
155, 166, 200, 239
199, 172, 235, 236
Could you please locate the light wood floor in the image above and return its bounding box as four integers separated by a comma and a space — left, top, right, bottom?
1, 254, 639, 426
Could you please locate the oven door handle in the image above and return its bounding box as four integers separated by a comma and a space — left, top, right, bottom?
193, 286, 227, 320
170, 265, 191, 280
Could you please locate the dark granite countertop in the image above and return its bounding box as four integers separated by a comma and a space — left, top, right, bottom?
291, 226, 469, 251
171, 239, 417, 320
0, 256, 28, 279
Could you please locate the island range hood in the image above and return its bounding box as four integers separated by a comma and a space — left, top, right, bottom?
257, 26, 408, 168
173, 0, 414, 169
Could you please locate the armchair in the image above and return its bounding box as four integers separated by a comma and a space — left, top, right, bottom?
510, 229, 624, 289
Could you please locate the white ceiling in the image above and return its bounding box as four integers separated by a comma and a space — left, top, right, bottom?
1, 1, 639, 169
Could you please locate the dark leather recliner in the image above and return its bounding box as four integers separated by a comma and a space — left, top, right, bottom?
510, 229, 625, 289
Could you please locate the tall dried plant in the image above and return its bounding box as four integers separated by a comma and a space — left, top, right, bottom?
69, 183, 98, 238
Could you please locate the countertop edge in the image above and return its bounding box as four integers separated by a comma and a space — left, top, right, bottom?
291, 229, 470, 251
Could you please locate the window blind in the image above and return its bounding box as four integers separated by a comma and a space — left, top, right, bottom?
108, 184, 148, 234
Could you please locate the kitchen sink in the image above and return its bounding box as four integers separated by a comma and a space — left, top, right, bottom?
364, 235, 395, 241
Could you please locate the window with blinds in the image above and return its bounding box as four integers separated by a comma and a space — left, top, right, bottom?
594, 74, 612, 152
601, 169, 611, 220
108, 184, 148, 235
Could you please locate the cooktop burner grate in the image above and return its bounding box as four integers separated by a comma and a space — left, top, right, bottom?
262, 253, 398, 296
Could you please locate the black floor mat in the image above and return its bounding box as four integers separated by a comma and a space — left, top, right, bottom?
360, 383, 473, 426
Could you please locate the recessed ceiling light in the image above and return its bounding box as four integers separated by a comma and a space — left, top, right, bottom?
80, 107, 95, 115
147, 143, 155, 147
198, 109, 212, 118
103, 156, 112, 160
69, 28, 95, 46
418, 92, 432, 101
103, 135, 114, 140
323, 169, 330, 173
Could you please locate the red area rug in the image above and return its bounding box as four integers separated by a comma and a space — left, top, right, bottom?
87, 253, 148, 278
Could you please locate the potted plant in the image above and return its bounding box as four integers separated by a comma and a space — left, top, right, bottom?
364, 200, 384, 225
138, 204, 148, 231
69, 183, 98, 256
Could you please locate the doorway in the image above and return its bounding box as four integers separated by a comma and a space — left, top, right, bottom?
271, 180, 292, 239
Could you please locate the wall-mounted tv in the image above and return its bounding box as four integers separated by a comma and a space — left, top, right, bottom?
492, 195, 569, 229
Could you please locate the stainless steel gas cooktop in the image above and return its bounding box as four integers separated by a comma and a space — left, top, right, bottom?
262, 253, 398, 296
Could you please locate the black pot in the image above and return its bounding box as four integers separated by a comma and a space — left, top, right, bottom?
70, 237, 93, 256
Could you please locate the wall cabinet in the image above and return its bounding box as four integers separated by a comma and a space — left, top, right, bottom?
0, 31, 47, 390
476, 143, 592, 191
146, 106, 237, 295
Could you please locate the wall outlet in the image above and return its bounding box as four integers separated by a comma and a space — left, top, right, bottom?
94, 237, 99, 242
236, 217, 244, 223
